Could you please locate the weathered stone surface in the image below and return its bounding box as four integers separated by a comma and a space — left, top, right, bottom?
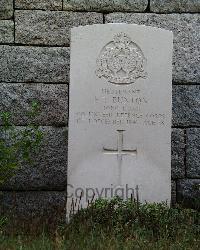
1, 127, 68, 191
0, 0, 13, 19
186, 129, 200, 178
151, 0, 200, 13
0, 46, 69, 83
171, 129, 185, 179
173, 85, 200, 126
0, 20, 14, 43
0, 191, 66, 219
105, 13, 200, 83
171, 180, 176, 205
16, 0, 62, 10
177, 179, 200, 209
0, 83, 68, 126
15, 10, 103, 46
63, 0, 148, 12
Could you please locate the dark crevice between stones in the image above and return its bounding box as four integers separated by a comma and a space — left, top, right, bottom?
14, 9, 105, 13
0, 42, 70, 48
150, 11, 200, 14
103, 13, 106, 24
0, 43, 16, 46
173, 82, 200, 86
62, 0, 64, 11
0, 125, 68, 129
145, 0, 151, 12
13, 0, 15, 43
12, 9, 200, 14
0, 189, 67, 192
180, 177, 200, 180
172, 125, 200, 129
0, 80, 198, 87
14, 8, 62, 12
12, 43, 70, 48
0, 81, 69, 84
184, 129, 187, 178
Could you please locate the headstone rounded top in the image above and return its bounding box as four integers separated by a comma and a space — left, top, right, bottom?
95, 32, 147, 85
71, 23, 173, 35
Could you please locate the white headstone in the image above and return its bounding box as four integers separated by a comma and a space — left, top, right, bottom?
67, 24, 173, 215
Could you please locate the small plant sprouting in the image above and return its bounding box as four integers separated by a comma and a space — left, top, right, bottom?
0, 101, 43, 185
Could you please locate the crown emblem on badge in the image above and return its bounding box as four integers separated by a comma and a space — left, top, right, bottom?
96, 33, 147, 85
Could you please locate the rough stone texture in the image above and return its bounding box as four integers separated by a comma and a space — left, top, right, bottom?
0, 83, 68, 126
15, 11, 103, 46
171, 129, 185, 179
177, 179, 200, 209
173, 85, 200, 127
0, 1, 198, 212
16, 0, 63, 10
151, 0, 200, 13
0, 46, 70, 83
63, 0, 148, 12
186, 129, 200, 178
1, 127, 68, 191
105, 13, 200, 84
0, 191, 66, 219
171, 180, 176, 205
0, 20, 14, 43
0, 0, 13, 20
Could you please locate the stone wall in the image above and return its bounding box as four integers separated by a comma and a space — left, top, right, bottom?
0, 0, 199, 218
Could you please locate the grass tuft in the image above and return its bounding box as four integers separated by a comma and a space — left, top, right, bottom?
0, 198, 199, 249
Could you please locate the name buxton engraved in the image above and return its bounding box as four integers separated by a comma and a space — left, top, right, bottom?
96, 33, 147, 85
75, 88, 166, 126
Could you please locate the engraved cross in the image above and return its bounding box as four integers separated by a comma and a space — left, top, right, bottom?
103, 130, 137, 187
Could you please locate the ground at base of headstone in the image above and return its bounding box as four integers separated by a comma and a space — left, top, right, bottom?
0, 198, 199, 250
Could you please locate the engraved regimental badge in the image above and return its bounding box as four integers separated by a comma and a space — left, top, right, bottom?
96, 33, 147, 85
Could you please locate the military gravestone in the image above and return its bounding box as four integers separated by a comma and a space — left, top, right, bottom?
67, 24, 173, 214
